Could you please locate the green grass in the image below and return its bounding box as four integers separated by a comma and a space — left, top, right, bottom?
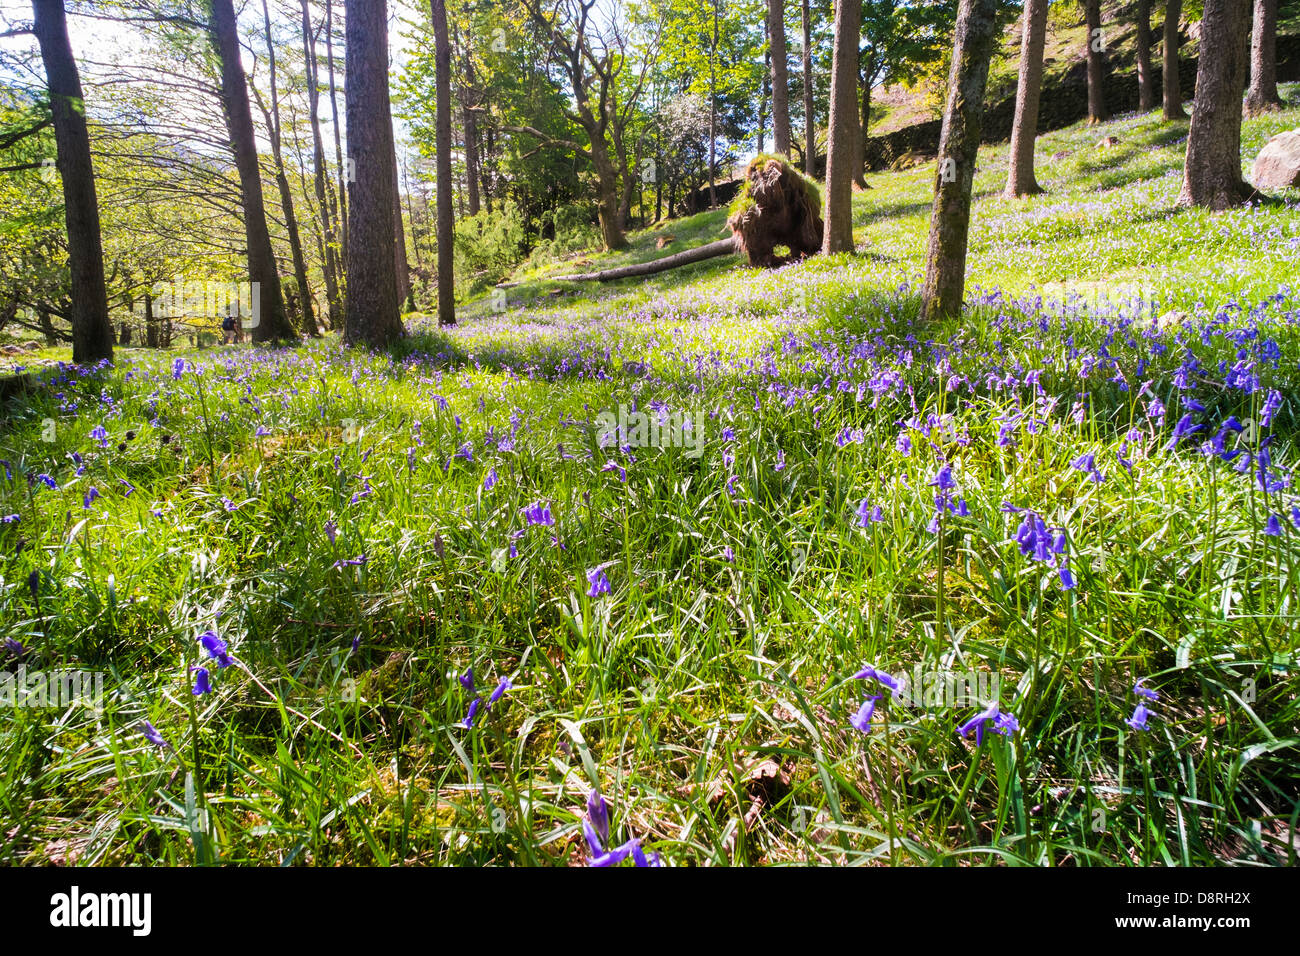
1, 98, 1299, 867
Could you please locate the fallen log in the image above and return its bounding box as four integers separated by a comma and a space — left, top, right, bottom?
543, 156, 823, 284
548, 237, 739, 282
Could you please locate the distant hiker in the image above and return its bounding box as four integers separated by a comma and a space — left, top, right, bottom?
221, 313, 237, 344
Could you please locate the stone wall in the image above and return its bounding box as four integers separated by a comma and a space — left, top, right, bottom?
863, 32, 1300, 172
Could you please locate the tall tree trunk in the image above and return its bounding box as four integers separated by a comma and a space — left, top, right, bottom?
461, 38, 482, 216
431, 0, 456, 326
144, 291, 159, 348
404, 156, 422, 266
1178, 0, 1253, 209
208, 0, 294, 343
261, 0, 315, 337
801, 0, 815, 175
920, 0, 1000, 321
590, 143, 626, 250
855, 55, 871, 188
344, 0, 403, 346
392, 154, 412, 309
1083, 0, 1110, 123
482, 125, 494, 212
302, 0, 341, 332
31, 0, 113, 364
1162, 0, 1186, 118
767, 0, 791, 156
326, 0, 348, 267
38, 306, 57, 346
1244, 0, 1282, 114
709, 0, 718, 206
758, 37, 769, 154
1136, 0, 1156, 111
1004, 0, 1048, 197
822, 0, 861, 253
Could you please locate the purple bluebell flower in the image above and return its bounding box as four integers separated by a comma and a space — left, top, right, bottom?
587, 567, 611, 597
350, 635, 361, 653
631, 841, 663, 867
522, 502, 554, 526
852, 664, 901, 693
1261, 389, 1282, 428
488, 677, 512, 706
4, 637, 24, 659
199, 630, 233, 668
458, 667, 475, 693
582, 816, 607, 857
191, 665, 213, 696
589, 839, 638, 867
600, 460, 626, 482
930, 465, 956, 491
1133, 678, 1158, 701
586, 788, 609, 848
855, 499, 884, 527
461, 697, 482, 729
1265, 514, 1283, 537
1125, 703, 1152, 732
958, 702, 1019, 746
141, 721, 168, 748
1164, 413, 1202, 451
850, 695, 881, 733
483, 466, 498, 490
83, 486, 100, 509
324, 520, 337, 545
1071, 452, 1105, 483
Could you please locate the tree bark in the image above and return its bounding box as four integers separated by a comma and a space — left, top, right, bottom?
709, 0, 718, 206
768, 0, 791, 156
1162, 0, 1186, 118
1083, 0, 1110, 123
801, 0, 815, 175
392, 153, 412, 309
31, 0, 113, 364
1005, 0, 1048, 197
208, 0, 294, 343
261, 0, 315, 337
144, 291, 159, 348
1136, 0, 1156, 111
344, 0, 404, 346
823, 0, 861, 253
302, 0, 341, 332
855, 52, 871, 189
1178, 0, 1254, 209
461, 34, 482, 216
920, 0, 999, 321
758, 37, 769, 154
1244, 0, 1282, 114
326, 0, 348, 266
431, 0, 456, 326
